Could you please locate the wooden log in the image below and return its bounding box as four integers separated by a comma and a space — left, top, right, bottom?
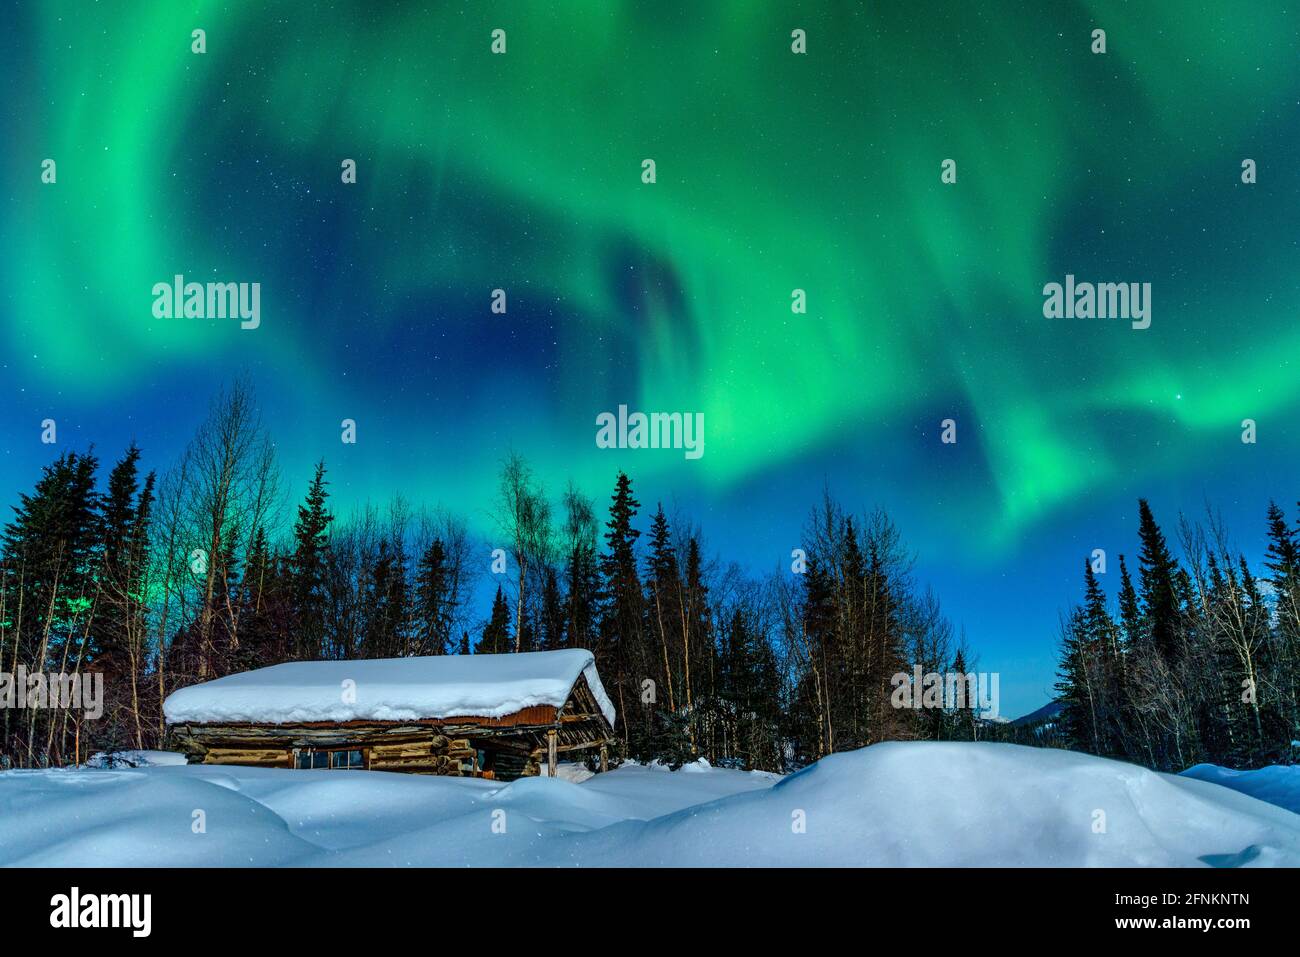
369, 753, 462, 775
204, 748, 289, 767
369, 754, 439, 768
547, 729, 557, 777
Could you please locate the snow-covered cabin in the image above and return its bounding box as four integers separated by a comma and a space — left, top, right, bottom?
164, 649, 617, 780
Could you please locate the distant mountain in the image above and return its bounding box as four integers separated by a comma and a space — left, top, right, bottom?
1011, 701, 1063, 727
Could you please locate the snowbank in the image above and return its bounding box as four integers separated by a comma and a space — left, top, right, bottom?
1181, 763, 1300, 816
2, 742, 1297, 867
162, 648, 615, 727
84, 750, 189, 769
570, 743, 1300, 867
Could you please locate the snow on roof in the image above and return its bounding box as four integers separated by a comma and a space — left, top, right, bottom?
163, 649, 616, 728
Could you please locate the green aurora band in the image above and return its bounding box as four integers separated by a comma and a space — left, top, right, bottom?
4, 0, 1299, 566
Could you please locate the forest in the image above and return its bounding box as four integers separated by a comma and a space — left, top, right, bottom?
1048, 499, 1300, 771
1, 381, 1295, 774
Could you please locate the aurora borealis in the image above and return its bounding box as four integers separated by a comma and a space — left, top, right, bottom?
3, 1, 1299, 716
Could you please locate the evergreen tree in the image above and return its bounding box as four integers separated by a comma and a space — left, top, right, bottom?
236, 525, 291, 669
1080, 560, 1126, 757
291, 461, 333, 660
790, 556, 835, 762
96, 446, 145, 673
0, 451, 102, 765
0, 452, 101, 667
1055, 607, 1100, 753
538, 565, 565, 651
561, 485, 601, 651
362, 539, 408, 658
477, 586, 512, 654
96, 447, 157, 750
715, 607, 783, 770
598, 472, 642, 751
643, 504, 680, 715
1116, 554, 1142, 647
947, 649, 979, 741
1265, 503, 1300, 731
672, 534, 711, 757
412, 538, 454, 655
1136, 499, 1180, 663
862, 532, 909, 745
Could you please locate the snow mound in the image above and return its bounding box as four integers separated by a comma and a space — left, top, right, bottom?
551, 762, 596, 784
3, 743, 1297, 867
0, 767, 317, 866
1180, 763, 1300, 816
581, 742, 1300, 867
162, 648, 615, 727
84, 750, 189, 769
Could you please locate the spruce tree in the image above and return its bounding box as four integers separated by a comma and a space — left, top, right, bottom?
96, 446, 145, 674
477, 586, 512, 654
362, 539, 408, 658
291, 461, 333, 660
237, 525, 289, 668
1055, 607, 1100, 753
95, 448, 156, 751
948, 649, 978, 741
644, 504, 680, 714
863, 535, 907, 745
538, 565, 565, 651
1116, 554, 1142, 647
1081, 561, 1125, 757
791, 556, 835, 762
412, 538, 453, 655
1264, 503, 1300, 726
561, 486, 601, 651
598, 472, 641, 751
679, 535, 710, 754
0, 452, 101, 669
1136, 499, 1181, 664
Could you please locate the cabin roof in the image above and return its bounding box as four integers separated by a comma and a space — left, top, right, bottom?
163, 649, 615, 728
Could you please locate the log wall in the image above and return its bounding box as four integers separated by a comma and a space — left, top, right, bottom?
168, 672, 616, 780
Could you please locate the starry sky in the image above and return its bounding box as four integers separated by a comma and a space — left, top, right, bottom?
3, 1, 1299, 717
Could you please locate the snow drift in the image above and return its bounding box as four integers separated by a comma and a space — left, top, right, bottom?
2, 742, 1297, 867
1180, 763, 1300, 817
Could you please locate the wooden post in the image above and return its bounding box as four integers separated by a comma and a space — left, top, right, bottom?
599, 743, 608, 773
547, 729, 557, 778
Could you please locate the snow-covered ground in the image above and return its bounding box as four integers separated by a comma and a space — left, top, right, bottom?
2, 742, 1297, 867
1180, 763, 1300, 817
83, 749, 189, 769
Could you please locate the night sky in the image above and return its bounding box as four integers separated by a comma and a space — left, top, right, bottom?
3, 1, 1299, 717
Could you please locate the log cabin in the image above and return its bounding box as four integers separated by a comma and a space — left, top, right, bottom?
163, 649, 616, 780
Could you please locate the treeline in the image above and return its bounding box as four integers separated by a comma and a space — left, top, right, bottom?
0, 383, 986, 771
1052, 499, 1300, 770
